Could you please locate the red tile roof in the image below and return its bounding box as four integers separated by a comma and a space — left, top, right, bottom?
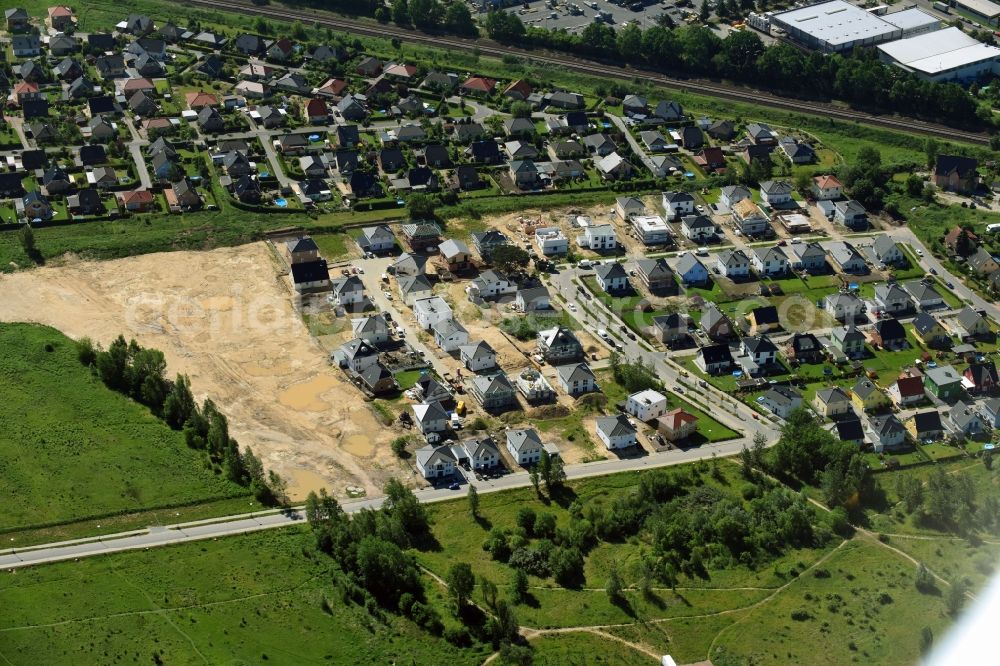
462, 77, 496, 93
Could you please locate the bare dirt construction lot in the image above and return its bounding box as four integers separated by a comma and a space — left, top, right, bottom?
0, 243, 403, 500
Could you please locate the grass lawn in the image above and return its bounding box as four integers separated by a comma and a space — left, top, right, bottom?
312, 231, 353, 262
529, 631, 653, 665
0, 323, 248, 532
711, 539, 954, 665
0, 528, 488, 665
394, 369, 424, 390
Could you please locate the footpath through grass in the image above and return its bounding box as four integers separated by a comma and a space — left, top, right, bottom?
0, 323, 249, 532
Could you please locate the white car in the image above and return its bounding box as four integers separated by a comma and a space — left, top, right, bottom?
567, 302, 577, 311
598, 329, 609, 339
916, 248, 924, 257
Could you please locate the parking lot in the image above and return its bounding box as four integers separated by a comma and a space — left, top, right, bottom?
504, 0, 686, 34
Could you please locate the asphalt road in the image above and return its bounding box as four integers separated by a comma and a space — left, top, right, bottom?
0, 438, 745, 570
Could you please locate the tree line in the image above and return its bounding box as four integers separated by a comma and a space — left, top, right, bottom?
305, 481, 522, 651
482, 13, 984, 130
76, 335, 285, 505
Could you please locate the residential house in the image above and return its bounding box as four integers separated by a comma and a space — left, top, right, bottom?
391, 252, 427, 278
433, 319, 469, 353
333, 338, 379, 373
828, 241, 868, 274
88, 166, 118, 189
825, 291, 866, 322
534, 227, 568, 256
557, 362, 596, 397
13, 81, 41, 106
460, 341, 497, 373
506, 429, 544, 466
595, 414, 637, 450
968, 247, 1000, 276
696, 343, 734, 375
470, 373, 518, 413
330, 275, 365, 308
630, 215, 671, 246
948, 402, 986, 439
680, 126, 704, 149
41, 166, 72, 195
741, 335, 778, 368
871, 234, 906, 266
358, 363, 397, 396
907, 410, 944, 442
12, 34, 41, 58
614, 196, 646, 222
640, 130, 670, 152
14, 191, 55, 222
716, 249, 751, 279
751, 246, 789, 277
49, 33, 78, 57
168, 178, 201, 211
412, 401, 450, 436
852, 379, 890, 413
746, 123, 777, 145
681, 215, 716, 243
653, 100, 684, 122
869, 317, 908, 351
812, 174, 843, 200
595, 262, 629, 293
944, 226, 979, 256
913, 312, 950, 348
836, 419, 866, 446
761, 386, 803, 419
867, 414, 908, 452
461, 76, 496, 96
784, 241, 827, 273
5, 6, 29, 32
933, 154, 978, 193
964, 360, 998, 394
468, 270, 516, 301
337, 95, 367, 121
502, 79, 532, 100
676, 253, 709, 286
924, 365, 964, 401
595, 153, 634, 181
401, 221, 442, 251
583, 133, 616, 157
538, 327, 583, 364
953, 306, 992, 341
352, 315, 390, 346
67, 189, 105, 216
747, 305, 780, 335
577, 224, 617, 251
719, 184, 751, 209
515, 286, 551, 312
657, 409, 698, 442
87, 116, 116, 143
889, 374, 926, 407
197, 107, 225, 133
415, 445, 455, 477
651, 314, 688, 345
780, 140, 816, 164
694, 147, 727, 172
414, 376, 453, 407
626, 389, 668, 423
438, 239, 472, 273
115, 189, 155, 213
0, 173, 26, 199
470, 230, 510, 263
289, 259, 330, 293
980, 398, 1000, 428
636, 258, 678, 295
869, 284, 912, 319
453, 122, 487, 143
833, 200, 868, 230
707, 119, 735, 141
462, 437, 501, 470
903, 280, 944, 310
509, 159, 539, 189
398, 274, 433, 306
731, 199, 769, 236
759, 180, 793, 206
813, 386, 854, 419
701, 303, 734, 340
787, 332, 825, 364
232, 175, 262, 204
831, 321, 867, 359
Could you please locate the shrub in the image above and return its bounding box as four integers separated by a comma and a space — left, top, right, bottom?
790, 610, 811, 621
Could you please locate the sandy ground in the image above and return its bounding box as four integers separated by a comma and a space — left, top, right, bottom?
0, 243, 401, 501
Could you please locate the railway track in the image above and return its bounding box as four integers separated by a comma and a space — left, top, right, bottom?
184, 0, 991, 145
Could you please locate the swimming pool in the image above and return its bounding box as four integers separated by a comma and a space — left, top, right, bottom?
274, 198, 288, 208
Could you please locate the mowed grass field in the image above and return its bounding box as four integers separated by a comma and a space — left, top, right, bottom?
0, 529, 487, 666
0, 323, 247, 531
0, 461, 987, 664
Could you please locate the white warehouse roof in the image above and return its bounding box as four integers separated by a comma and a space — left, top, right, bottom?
878, 27, 1000, 75
881, 7, 940, 33
955, 0, 1000, 19
772, 0, 899, 47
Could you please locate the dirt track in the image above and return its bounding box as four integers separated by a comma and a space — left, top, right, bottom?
0, 243, 401, 500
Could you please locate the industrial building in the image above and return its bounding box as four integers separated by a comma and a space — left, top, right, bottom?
770, 0, 940, 52
950, 0, 1000, 26
877, 26, 1000, 81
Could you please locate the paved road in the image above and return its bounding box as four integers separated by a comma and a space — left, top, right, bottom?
0, 438, 745, 570
123, 117, 153, 189
547, 266, 779, 441
607, 114, 657, 175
